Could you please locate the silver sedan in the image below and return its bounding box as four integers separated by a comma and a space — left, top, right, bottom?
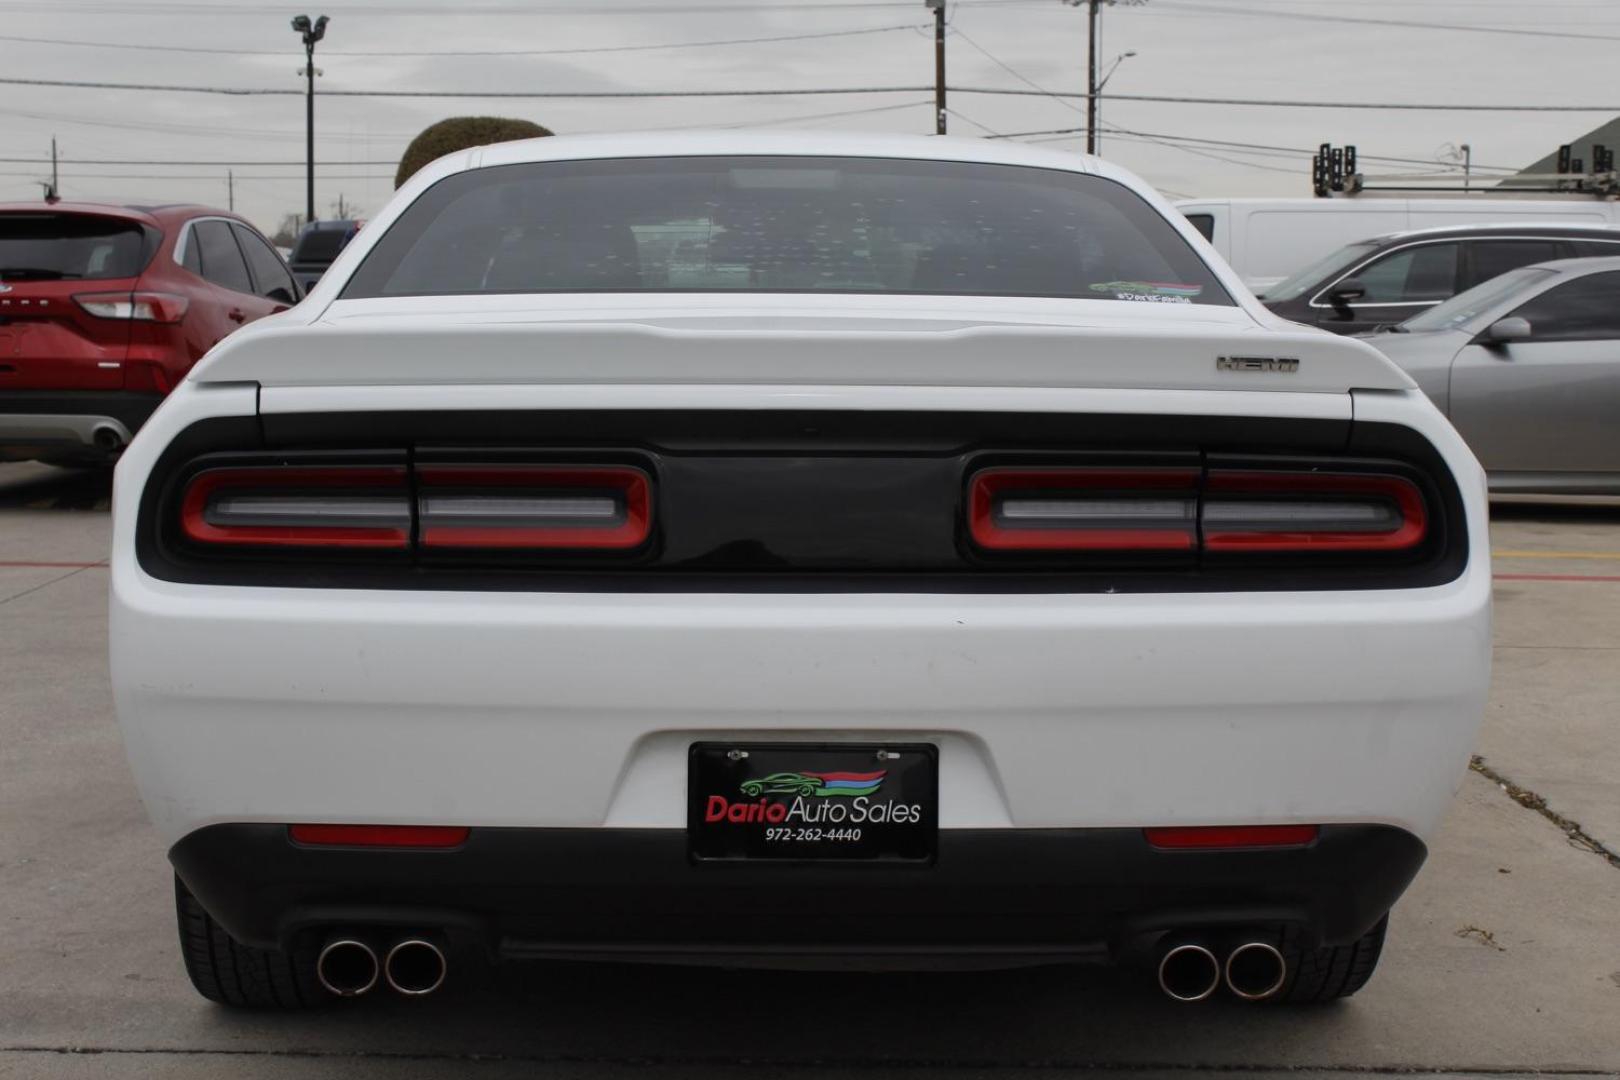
1363, 256, 1620, 494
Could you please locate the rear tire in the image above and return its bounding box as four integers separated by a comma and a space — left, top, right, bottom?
174, 876, 320, 1009
1272, 916, 1389, 1004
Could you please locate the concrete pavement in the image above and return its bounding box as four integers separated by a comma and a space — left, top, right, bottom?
1, 465, 1616, 1078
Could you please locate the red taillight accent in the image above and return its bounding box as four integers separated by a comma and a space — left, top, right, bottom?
289, 824, 470, 849
179, 466, 410, 548
968, 467, 1200, 552
1203, 471, 1427, 552
417, 465, 652, 550
1145, 825, 1319, 850
73, 290, 189, 323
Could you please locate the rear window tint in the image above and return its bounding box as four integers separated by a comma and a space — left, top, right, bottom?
291, 226, 353, 265
0, 213, 153, 281
343, 156, 1232, 305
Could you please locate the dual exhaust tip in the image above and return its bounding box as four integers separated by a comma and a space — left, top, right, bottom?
316, 934, 447, 999
1157, 938, 1287, 1003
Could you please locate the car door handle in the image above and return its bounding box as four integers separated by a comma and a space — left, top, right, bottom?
227, 308, 247, 323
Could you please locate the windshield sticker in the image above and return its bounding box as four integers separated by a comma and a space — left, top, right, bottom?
1090, 280, 1202, 304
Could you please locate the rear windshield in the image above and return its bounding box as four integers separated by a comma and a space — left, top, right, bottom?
342, 156, 1232, 305
0, 213, 154, 281
291, 225, 354, 266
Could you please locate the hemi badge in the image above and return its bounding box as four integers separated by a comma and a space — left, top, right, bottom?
1217, 355, 1299, 373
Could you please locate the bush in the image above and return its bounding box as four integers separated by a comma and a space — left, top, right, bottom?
395, 117, 553, 188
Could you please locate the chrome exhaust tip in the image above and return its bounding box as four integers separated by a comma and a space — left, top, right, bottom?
1225, 940, 1288, 1001
384, 936, 447, 997
1157, 941, 1221, 1002
316, 936, 380, 998
90, 424, 125, 452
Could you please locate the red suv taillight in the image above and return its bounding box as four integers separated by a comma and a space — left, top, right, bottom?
73, 291, 189, 323
416, 465, 651, 550
179, 466, 411, 549
967, 464, 1429, 556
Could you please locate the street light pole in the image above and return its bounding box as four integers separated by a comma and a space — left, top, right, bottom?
1094, 51, 1136, 155
291, 14, 329, 226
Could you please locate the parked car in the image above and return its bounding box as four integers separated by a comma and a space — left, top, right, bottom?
1363, 256, 1620, 494
1258, 223, 1620, 335
287, 218, 361, 293
110, 133, 1489, 1009
0, 201, 298, 464
1176, 196, 1620, 294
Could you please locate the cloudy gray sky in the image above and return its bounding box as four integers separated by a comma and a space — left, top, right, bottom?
2, 0, 1616, 233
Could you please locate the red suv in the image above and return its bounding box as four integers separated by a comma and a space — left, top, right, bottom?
0, 202, 299, 464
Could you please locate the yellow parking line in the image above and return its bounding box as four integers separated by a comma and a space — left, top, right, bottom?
1494, 550, 1620, 560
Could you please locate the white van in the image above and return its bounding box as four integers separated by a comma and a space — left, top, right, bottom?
1176, 197, 1620, 294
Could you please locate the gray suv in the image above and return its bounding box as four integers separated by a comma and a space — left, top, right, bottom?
1260, 223, 1620, 334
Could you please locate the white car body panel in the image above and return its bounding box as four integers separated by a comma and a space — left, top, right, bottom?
112, 134, 1490, 938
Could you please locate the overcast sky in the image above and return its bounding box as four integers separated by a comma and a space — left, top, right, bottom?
2, 0, 1616, 233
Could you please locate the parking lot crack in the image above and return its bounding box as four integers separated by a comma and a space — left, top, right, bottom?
1471, 755, 1620, 870
0, 564, 97, 608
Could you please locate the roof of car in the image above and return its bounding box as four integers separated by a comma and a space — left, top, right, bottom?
463, 130, 1104, 178
1524, 254, 1620, 276
0, 201, 236, 227
1371, 221, 1620, 244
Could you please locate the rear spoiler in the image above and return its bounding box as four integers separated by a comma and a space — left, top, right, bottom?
192, 319, 1416, 395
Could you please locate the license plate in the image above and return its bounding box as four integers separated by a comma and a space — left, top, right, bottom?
688, 742, 937, 863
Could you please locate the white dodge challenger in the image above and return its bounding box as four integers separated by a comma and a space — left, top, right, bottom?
110, 133, 1490, 1008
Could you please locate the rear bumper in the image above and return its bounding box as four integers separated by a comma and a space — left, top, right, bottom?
172, 822, 1426, 961
0, 391, 162, 456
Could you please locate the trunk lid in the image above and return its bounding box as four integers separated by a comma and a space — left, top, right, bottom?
194, 294, 1416, 395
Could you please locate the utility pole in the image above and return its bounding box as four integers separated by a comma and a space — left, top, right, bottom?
1086, 1, 1099, 155
1462, 143, 1472, 193
50, 137, 59, 198
227, 169, 235, 212
291, 14, 329, 226
927, 0, 946, 134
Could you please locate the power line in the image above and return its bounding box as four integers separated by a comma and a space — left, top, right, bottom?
0, 76, 930, 99
0, 23, 924, 58
951, 86, 1620, 112
990, 124, 1521, 172
948, 26, 1084, 116
8, 75, 1619, 112
1146, 1, 1620, 43
0, 158, 397, 166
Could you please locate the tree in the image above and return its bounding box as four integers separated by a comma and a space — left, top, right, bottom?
270, 212, 304, 247
395, 117, 553, 188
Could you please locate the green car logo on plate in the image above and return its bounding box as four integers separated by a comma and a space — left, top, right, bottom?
739, 770, 885, 798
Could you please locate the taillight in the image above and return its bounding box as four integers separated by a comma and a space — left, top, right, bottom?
74, 291, 189, 323
416, 465, 651, 550
967, 464, 1429, 556
1202, 471, 1426, 552
1145, 825, 1319, 850
968, 467, 1200, 551
179, 466, 410, 548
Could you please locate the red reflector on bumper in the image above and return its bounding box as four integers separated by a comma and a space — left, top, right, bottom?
1144, 825, 1319, 850
288, 824, 470, 849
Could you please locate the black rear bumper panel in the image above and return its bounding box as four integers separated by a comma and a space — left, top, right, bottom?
171, 823, 1426, 966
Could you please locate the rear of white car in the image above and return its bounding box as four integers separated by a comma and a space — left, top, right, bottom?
110, 133, 1490, 1009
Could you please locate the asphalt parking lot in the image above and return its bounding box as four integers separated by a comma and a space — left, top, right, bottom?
1, 461, 1616, 1080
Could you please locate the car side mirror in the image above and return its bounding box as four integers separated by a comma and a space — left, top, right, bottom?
1484, 316, 1532, 344
1328, 278, 1366, 306
265, 287, 297, 305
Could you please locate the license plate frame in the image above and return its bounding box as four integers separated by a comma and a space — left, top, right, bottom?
687, 742, 937, 863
